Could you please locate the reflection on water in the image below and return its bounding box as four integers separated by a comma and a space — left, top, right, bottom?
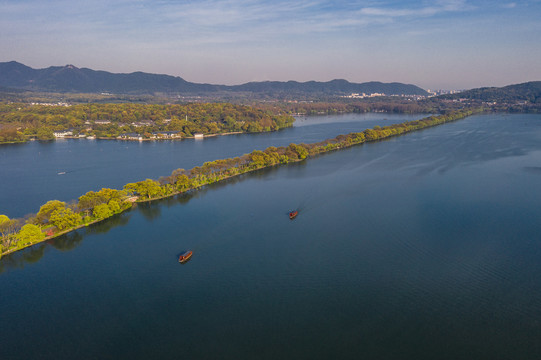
49, 231, 84, 252
0, 243, 47, 274
137, 202, 162, 221
141, 164, 294, 211
0, 212, 133, 273
85, 211, 132, 235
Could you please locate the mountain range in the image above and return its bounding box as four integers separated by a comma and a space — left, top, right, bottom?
0, 61, 428, 96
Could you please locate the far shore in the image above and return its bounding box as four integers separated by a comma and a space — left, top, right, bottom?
0, 131, 263, 145
101, 131, 244, 141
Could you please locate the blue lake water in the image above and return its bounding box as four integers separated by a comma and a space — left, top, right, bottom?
0, 112, 424, 217
1, 113, 541, 359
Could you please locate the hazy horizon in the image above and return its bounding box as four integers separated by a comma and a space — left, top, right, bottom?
1, 0, 540, 90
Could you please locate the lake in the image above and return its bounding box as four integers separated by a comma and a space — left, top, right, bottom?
0, 112, 424, 218
1, 113, 541, 359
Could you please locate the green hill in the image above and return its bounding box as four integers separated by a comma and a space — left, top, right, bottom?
439, 82, 541, 103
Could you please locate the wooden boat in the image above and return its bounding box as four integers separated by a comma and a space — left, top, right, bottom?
178, 250, 193, 263
289, 210, 298, 219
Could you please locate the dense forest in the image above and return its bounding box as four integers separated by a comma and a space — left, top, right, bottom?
0, 102, 294, 143
0, 108, 481, 258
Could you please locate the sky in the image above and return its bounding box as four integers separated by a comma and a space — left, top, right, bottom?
1, 0, 540, 90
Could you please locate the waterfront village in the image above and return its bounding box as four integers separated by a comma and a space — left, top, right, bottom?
342, 89, 462, 100
51, 119, 205, 141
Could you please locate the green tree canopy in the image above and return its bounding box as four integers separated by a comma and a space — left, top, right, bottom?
0, 215, 19, 238
124, 179, 163, 199
108, 199, 121, 213
36, 200, 66, 225
16, 224, 45, 245
36, 127, 54, 141
49, 208, 82, 231
93, 203, 112, 219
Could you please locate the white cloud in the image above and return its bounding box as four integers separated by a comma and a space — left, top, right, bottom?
358, 0, 472, 19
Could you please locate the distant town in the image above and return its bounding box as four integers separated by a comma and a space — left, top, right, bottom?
343, 89, 462, 100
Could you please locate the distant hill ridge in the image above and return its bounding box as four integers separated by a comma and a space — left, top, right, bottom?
0, 61, 428, 96
437, 81, 541, 103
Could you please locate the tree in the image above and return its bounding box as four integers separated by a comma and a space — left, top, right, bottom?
78, 188, 123, 215
0, 215, 19, 238
108, 199, 121, 213
93, 203, 112, 219
36, 200, 66, 225
97, 188, 125, 201
363, 128, 380, 141
78, 191, 105, 214
49, 208, 82, 230
175, 175, 193, 192
0, 215, 21, 252
124, 179, 163, 199
0, 215, 10, 237
286, 143, 309, 160
296, 144, 309, 160
16, 224, 45, 246
250, 150, 270, 167
0, 128, 26, 143
36, 127, 54, 141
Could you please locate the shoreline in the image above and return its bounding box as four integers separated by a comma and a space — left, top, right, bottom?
0, 130, 276, 145
103, 131, 245, 141
0, 216, 106, 257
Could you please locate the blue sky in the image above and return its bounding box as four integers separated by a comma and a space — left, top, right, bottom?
1, 0, 540, 89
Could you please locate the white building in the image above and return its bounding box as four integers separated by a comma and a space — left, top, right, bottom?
53, 130, 73, 138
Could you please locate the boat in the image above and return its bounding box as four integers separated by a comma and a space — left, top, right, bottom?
178, 250, 193, 263
289, 210, 298, 219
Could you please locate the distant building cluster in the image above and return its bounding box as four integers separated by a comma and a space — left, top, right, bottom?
53, 130, 74, 138
117, 131, 184, 141
30, 102, 70, 107
340, 89, 463, 99
426, 89, 462, 96
342, 93, 430, 100
343, 93, 386, 99
52, 121, 206, 140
